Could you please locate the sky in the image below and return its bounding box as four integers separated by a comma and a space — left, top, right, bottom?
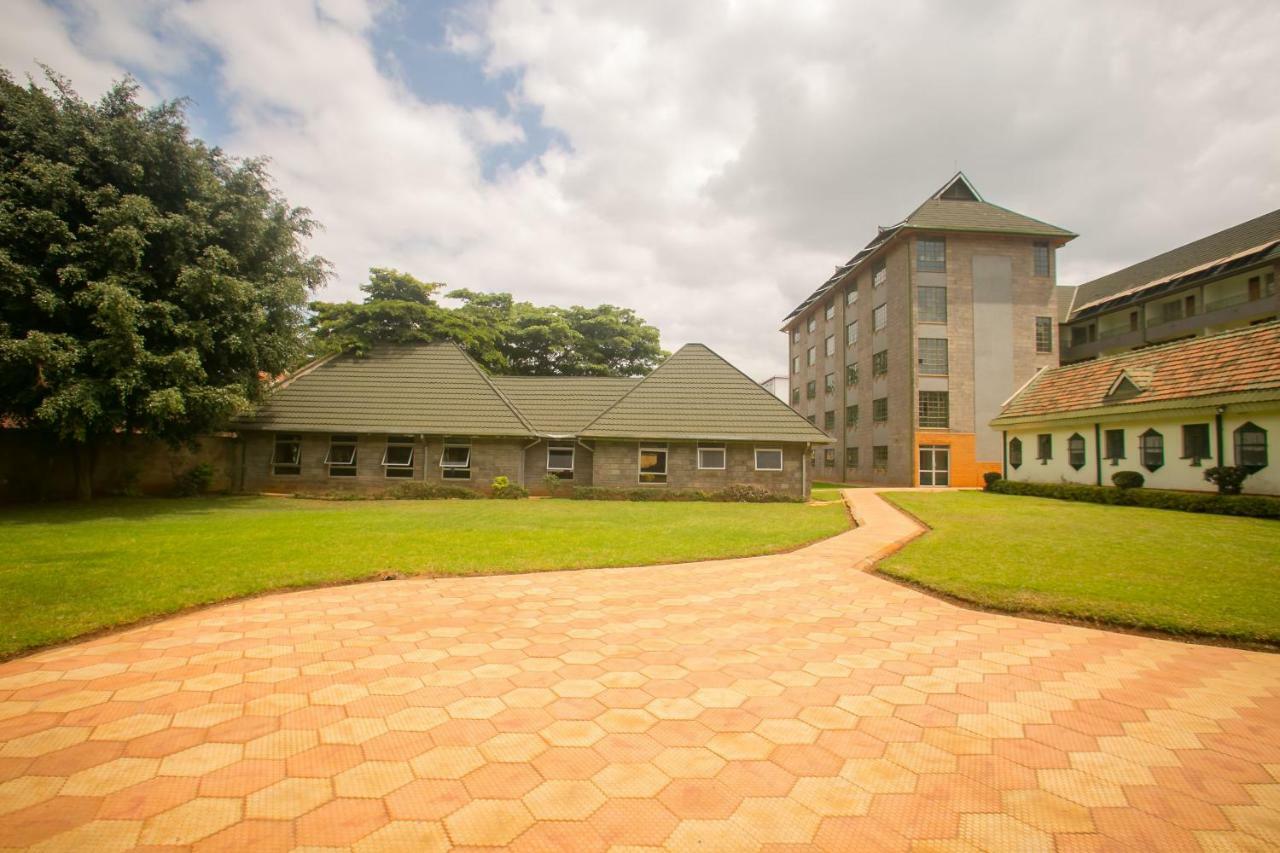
4, 0, 1279, 379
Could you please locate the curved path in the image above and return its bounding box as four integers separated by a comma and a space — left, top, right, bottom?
0, 490, 1277, 851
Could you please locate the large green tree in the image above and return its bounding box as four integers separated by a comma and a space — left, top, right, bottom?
311, 270, 666, 376
0, 70, 327, 497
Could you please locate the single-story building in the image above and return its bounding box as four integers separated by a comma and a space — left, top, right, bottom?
990, 320, 1279, 495
233, 342, 832, 498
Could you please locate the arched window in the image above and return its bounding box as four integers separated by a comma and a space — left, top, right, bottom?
1139, 429, 1164, 472
1067, 434, 1086, 470
1009, 437, 1023, 469
1234, 422, 1268, 472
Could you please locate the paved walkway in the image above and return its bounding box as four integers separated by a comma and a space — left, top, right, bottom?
1, 490, 1278, 852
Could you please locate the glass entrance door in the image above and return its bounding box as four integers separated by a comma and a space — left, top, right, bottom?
919, 445, 950, 486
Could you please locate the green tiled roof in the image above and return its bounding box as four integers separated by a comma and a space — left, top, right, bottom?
491, 376, 639, 435
580, 344, 832, 443
235, 344, 533, 436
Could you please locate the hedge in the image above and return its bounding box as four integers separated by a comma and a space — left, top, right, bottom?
985, 478, 1280, 519
293, 483, 482, 501
571, 484, 803, 503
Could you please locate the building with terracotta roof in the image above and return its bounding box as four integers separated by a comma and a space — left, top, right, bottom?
781, 172, 1076, 487
234, 341, 831, 497
991, 321, 1279, 494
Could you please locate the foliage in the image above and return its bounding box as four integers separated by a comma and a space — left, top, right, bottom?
0, 69, 326, 498
172, 462, 215, 497
0, 496, 848, 656
542, 473, 568, 496
1203, 465, 1251, 495
986, 478, 1280, 519
292, 482, 482, 501
308, 271, 666, 376
490, 475, 528, 499
1111, 471, 1145, 489
880, 491, 1280, 645
571, 485, 802, 503
982, 472, 1002, 490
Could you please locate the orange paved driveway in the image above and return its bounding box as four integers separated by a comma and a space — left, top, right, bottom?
1, 491, 1278, 851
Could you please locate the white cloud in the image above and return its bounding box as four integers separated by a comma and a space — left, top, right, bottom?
4, 0, 1280, 379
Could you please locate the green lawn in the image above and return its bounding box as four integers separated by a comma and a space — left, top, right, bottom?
880, 491, 1280, 645
0, 496, 848, 658
811, 481, 859, 502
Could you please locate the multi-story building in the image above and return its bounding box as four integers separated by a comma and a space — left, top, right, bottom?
1059, 209, 1280, 364
781, 173, 1075, 487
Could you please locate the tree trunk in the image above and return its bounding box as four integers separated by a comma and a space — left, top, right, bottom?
72, 442, 95, 501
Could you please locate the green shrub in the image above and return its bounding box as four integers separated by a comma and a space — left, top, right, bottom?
542, 473, 568, 496
491, 476, 529, 499
384, 482, 481, 500
987, 479, 1280, 519
571, 485, 801, 503
982, 472, 1002, 491
1111, 470, 1145, 489
173, 463, 215, 497
1203, 466, 1250, 495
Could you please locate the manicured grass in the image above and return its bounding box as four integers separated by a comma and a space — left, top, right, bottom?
0, 496, 848, 658
879, 491, 1280, 645
811, 481, 859, 502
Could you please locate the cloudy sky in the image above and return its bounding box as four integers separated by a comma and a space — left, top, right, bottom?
5, 1, 1279, 378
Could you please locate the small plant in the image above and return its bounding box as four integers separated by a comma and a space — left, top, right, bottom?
1203, 465, 1250, 495
173, 463, 215, 497
491, 475, 529, 499
982, 472, 1002, 491
542, 473, 567, 496
1111, 471, 1145, 489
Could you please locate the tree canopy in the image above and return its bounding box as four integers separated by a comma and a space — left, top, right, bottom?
310, 269, 666, 377
0, 69, 327, 494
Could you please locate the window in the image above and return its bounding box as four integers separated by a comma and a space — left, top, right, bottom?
918, 391, 949, 428
824, 301, 835, 321
846, 405, 858, 429
872, 259, 887, 288
873, 304, 888, 331
792, 329, 800, 344
697, 444, 725, 470
917, 338, 948, 375
1033, 242, 1051, 277
1104, 429, 1125, 464
1234, 422, 1268, 472
917, 237, 946, 272
1008, 437, 1023, 469
846, 320, 858, 346
382, 435, 415, 479
792, 356, 800, 374
807, 316, 816, 333
825, 335, 835, 357
846, 363, 859, 386
754, 448, 783, 471
806, 380, 816, 399
846, 284, 858, 305
872, 397, 889, 423
823, 448, 835, 467
917, 286, 947, 323
824, 373, 835, 394
1035, 317, 1053, 353
873, 445, 889, 470
1160, 300, 1183, 323
846, 447, 859, 468
824, 410, 835, 431
1139, 429, 1164, 472
806, 415, 816, 425
1180, 424, 1211, 465
440, 443, 472, 479
639, 446, 668, 483
1067, 433, 1086, 470
325, 434, 358, 477
271, 434, 302, 476
1070, 325, 1094, 346
807, 347, 816, 366
792, 387, 800, 406
547, 443, 576, 478
1036, 434, 1052, 462
872, 350, 888, 376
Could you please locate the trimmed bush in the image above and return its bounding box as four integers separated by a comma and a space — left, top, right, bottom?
987, 479, 1280, 519
490, 476, 529, 499
982, 472, 1002, 491
384, 482, 482, 500
173, 463, 215, 497
571, 485, 802, 503
542, 473, 569, 496
1203, 466, 1250, 495
1111, 470, 1145, 489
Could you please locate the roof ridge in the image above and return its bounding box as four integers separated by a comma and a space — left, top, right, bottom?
576, 344, 686, 435
685, 342, 833, 438
446, 342, 538, 435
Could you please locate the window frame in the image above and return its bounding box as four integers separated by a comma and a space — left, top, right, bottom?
754, 447, 784, 472
824, 301, 835, 321
872, 350, 888, 377
872, 303, 888, 332
917, 338, 948, 376
824, 372, 835, 395
806, 380, 816, 399
1104, 429, 1125, 464
638, 445, 669, 484
807, 346, 816, 366
382, 435, 415, 479
845, 447, 859, 468
547, 443, 576, 474
1036, 433, 1053, 463
823, 447, 835, 467
1179, 424, 1212, 466
1067, 433, 1086, 470
846, 363, 859, 387
1035, 316, 1053, 354
872, 397, 889, 423
845, 404, 858, 429
1234, 422, 1268, 472
846, 320, 858, 346
918, 391, 949, 429
696, 443, 726, 471
845, 284, 858, 305
872, 259, 887, 288
1139, 429, 1164, 472
807, 316, 816, 334
872, 445, 889, 470
325, 434, 359, 478
1008, 437, 1023, 469
823, 410, 836, 432
791, 387, 800, 406
271, 433, 302, 476
1033, 242, 1051, 277
440, 442, 473, 480
917, 237, 946, 272
917, 286, 947, 323
825, 335, 835, 357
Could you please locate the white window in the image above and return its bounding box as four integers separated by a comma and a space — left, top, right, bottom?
792, 329, 800, 344
325, 434, 358, 478
824, 335, 835, 357
271, 434, 301, 476
639, 446, 668, 483
873, 303, 888, 331
547, 443, 575, 479
697, 444, 726, 470
792, 355, 800, 374
824, 301, 835, 321
440, 443, 472, 480
382, 435, 415, 479
806, 347, 816, 366
872, 260, 887, 288
807, 316, 816, 333
754, 448, 783, 471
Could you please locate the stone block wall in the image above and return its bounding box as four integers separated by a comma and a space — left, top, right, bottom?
590, 440, 808, 497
